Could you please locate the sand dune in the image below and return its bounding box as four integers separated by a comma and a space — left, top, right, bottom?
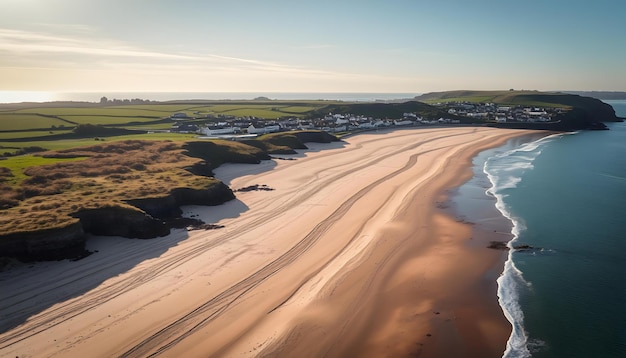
0, 127, 535, 357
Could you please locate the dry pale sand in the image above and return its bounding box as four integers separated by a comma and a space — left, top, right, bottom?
0, 127, 537, 358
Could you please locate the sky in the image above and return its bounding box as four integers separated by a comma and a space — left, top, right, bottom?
1, 0, 625, 99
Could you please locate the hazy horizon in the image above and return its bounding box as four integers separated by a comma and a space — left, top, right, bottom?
3, 89, 626, 105
2, 0, 625, 96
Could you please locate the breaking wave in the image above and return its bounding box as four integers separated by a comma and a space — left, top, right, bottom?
483, 134, 564, 358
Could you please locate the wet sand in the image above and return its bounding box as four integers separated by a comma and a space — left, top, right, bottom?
0, 127, 535, 357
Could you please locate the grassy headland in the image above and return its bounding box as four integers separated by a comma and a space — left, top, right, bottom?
415, 90, 623, 130
0, 130, 339, 261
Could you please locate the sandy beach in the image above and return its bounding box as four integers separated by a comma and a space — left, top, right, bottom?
0, 127, 536, 358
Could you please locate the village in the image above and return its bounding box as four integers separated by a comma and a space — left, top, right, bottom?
170, 110, 462, 137
170, 102, 564, 137
437, 101, 564, 123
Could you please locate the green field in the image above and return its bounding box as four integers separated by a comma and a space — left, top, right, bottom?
59, 115, 162, 125
13, 107, 167, 117
0, 155, 87, 185
0, 100, 334, 156
178, 104, 318, 119
0, 100, 321, 155
420, 95, 497, 104
0, 130, 73, 140
0, 101, 328, 134
0, 132, 198, 154
0, 113, 71, 130
416, 90, 574, 108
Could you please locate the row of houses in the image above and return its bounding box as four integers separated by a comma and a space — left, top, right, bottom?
171, 112, 462, 136
440, 102, 563, 123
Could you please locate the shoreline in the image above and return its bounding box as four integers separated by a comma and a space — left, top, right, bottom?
0, 127, 543, 358
442, 132, 552, 357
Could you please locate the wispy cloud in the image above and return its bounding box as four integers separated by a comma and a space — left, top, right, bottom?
0, 28, 415, 92
0, 28, 345, 76
0, 28, 197, 60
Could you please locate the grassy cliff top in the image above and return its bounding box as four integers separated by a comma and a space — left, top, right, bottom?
0, 131, 336, 234
416, 90, 594, 108
309, 100, 456, 120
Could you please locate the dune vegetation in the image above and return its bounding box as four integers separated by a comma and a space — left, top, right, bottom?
0, 131, 337, 240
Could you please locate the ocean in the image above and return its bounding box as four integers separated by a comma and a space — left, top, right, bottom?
454, 100, 626, 357
0, 91, 418, 104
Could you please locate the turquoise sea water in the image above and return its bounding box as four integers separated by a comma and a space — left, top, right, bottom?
470, 100, 626, 357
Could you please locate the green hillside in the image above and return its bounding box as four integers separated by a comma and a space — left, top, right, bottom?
309, 101, 460, 121
416, 90, 622, 130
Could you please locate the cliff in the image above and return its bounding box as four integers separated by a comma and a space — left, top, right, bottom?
0, 222, 86, 262
0, 131, 340, 262
127, 184, 236, 219
72, 206, 170, 239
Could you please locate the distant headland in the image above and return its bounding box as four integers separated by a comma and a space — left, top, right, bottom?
413, 90, 623, 130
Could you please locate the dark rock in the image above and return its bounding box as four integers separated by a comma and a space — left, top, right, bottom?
234, 184, 275, 192
2, 183, 236, 262
487, 241, 539, 252
126, 195, 181, 220
487, 241, 509, 250
171, 184, 235, 207
272, 157, 296, 161
187, 223, 225, 231
126, 183, 235, 220
72, 206, 169, 239
0, 222, 86, 261
513, 244, 535, 252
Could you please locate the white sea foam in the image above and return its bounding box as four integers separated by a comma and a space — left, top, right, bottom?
483, 134, 564, 358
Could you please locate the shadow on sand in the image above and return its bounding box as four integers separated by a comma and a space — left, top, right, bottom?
0, 230, 189, 333
0, 198, 250, 334
0, 141, 345, 334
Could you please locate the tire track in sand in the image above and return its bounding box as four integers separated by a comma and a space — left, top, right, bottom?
0, 129, 490, 355
119, 132, 479, 358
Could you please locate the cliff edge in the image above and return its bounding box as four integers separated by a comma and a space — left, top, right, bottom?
0, 131, 340, 262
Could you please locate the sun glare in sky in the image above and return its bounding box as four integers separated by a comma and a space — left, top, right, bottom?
0, 91, 56, 104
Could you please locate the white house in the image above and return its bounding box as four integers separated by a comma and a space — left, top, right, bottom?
247, 124, 280, 134
358, 122, 376, 129
202, 126, 241, 136
297, 120, 315, 129
393, 119, 413, 126
336, 117, 350, 125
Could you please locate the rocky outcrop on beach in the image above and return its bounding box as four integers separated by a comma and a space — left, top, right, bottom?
488, 241, 538, 252
0, 222, 86, 262
0, 185, 236, 261
126, 184, 235, 220
72, 206, 170, 239
234, 184, 274, 192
